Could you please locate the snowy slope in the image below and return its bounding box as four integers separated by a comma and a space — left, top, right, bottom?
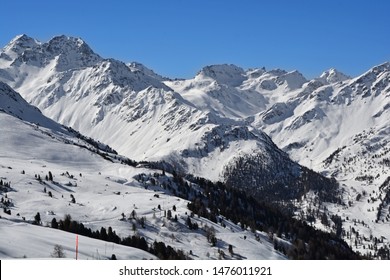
0, 84, 286, 260
0, 219, 155, 259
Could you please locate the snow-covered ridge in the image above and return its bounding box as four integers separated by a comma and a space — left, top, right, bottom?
127, 61, 168, 81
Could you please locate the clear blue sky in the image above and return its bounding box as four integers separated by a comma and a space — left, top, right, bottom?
1, 0, 389, 79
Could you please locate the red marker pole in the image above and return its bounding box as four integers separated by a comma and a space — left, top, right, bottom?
76, 235, 79, 260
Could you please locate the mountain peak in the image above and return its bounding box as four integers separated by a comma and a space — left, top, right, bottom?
9, 34, 38, 45
48, 35, 86, 46
45, 35, 96, 57
246, 67, 267, 79
3, 34, 40, 55
10, 34, 35, 43
197, 64, 246, 86
37, 35, 101, 70
276, 70, 307, 90
319, 68, 350, 84
2, 35, 102, 70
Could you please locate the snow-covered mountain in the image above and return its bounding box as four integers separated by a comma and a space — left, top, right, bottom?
253, 63, 390, 258
171, 61, 390, 258
1, 34, 389, 258
170, 62, 390, 254
1, 80, 357, 260
0, 81, 291, 260
166, 62, 390, 258
0, 34, 322, 199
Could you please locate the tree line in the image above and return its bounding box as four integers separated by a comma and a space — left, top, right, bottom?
50, 214, 188, 260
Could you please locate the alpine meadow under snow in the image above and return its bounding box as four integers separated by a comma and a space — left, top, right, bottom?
0, 34, 389, 259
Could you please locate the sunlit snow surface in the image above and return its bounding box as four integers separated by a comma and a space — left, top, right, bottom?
0, 108, 285, 259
